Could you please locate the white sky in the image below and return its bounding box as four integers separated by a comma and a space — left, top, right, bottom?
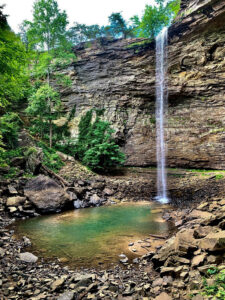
2, 0, 156, 33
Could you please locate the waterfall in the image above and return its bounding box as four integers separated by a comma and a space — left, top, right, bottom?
155, 27, 169, 204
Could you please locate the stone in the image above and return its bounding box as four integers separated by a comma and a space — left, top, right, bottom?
73, 200, 84, 209
192, 295, 204, 300
8, 185, 18, 194
24, 175, 71, 213
6, 196, 26, 207
192, 254, 206, 267
57, 291, 74, 300
19, 252, 38, 263
9, 207, 17, 213
155, 292, 172, 300
187, 210, 214, 222
51, 277, 66, 291
23, 236, 32, 246
152, 278, 163, 287
174, 229, 197, 252
160, 267, 175, 275
103, 188, 114, 196
199, 231, 225, 251
89, 194, 101, 206
60, 0, 225, 170
0, 247, 5, 257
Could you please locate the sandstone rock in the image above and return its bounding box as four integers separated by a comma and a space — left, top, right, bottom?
24, 175, 71, 213
61, 0, 225, 170
8, 185, 18, 194
51, 277, 66, 291
155, 292, 172, 300
9, 207, 17, 213
174, 229, 197, 252
6, 196, 26, 207
19, 252, 38, 263
192, 295, 204, 300
199, 231, 225, 251
187, 210, 214, 221
152, 278, 163, 287
192, 253, 206, 267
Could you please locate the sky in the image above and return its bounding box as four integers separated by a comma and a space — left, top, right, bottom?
2, 0, 156, 33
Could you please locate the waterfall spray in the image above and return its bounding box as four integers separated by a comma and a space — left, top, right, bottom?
155, 27, 169, 204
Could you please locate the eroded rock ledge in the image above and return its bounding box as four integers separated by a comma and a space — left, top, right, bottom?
59, 0, 225, 169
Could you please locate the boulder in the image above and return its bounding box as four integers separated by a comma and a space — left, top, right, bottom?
73, 200, 85, 209
187, 210, 214, 222
24, 175, 71, 213
89, 194, 101, 206
6, 196, 26, 207
174, 229, 197, 252
199, 231, 225, 251
19, 252, 38, 263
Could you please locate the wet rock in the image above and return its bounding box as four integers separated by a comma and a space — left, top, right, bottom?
89, 194, 101, 206
73, 200, 84, 209
6, 196, 26, 207
23, 236, 32, 246
19, 252, 38, 263
24, 175, 71, 213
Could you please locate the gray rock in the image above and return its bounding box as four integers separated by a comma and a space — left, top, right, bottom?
24, 175, 70, 213
19, 252, 38, 263
57, 291, 74, 300
74, 200, 84, 209
23, 236, 31, 246
89, 194, 101, 206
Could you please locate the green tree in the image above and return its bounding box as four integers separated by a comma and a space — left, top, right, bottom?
132, 0, 180, 39
26, 85, 61, 147
68, 23, 104, 44
108, 12, 128, 38
22, 0, 75, 147
76, 110, 125, 172
0, 6, 28, 109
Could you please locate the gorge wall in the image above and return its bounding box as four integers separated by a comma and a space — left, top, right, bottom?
60, 0, 225, 169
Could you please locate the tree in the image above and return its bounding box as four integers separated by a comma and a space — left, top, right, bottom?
26, 85, 61, 146
68, 23, 104, 44
108, 12, 128, 38
22, 0, 75, 147
75, 110, 125, 172
0, 6, 28, 109
131, 0, 180, 39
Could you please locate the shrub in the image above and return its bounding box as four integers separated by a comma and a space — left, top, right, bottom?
75, 109, 125, 172
0, 112, 22, 149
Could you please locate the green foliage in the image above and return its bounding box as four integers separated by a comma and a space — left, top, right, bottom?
215, 174, 224, 180
201, 269, 225, 299
0, 7, 28, 108
0, 113, 22, 149
132, 0, 180, 39
108, 12, 132, 38
37, 141, 64, 172
75, 110, 125, 172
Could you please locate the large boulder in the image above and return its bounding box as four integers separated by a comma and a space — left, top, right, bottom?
24, 175, 71, 213
199, 231, 225, 251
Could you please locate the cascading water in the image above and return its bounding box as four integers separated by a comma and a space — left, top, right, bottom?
155, 27, 169, 204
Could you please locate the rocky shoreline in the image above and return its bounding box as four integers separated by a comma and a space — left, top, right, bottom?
1, 170, 225, 299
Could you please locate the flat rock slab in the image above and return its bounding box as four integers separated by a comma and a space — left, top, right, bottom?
19, 252, 38, 263
155, 292, 172, 300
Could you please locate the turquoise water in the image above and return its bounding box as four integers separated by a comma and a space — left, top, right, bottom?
14, 203, 169, 268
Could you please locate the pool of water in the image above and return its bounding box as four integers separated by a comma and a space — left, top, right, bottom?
13, 202, 170, 268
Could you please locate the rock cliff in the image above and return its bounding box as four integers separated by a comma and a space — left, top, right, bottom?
60, 0, 225, 169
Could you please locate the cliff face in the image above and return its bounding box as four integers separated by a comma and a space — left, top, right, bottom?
61, 0, 225, 169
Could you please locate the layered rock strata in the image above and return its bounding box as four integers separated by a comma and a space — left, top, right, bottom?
59, 0, 225, 169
